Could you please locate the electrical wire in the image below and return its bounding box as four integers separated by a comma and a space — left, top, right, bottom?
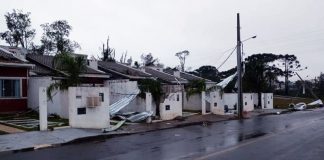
216, 46, 237, 70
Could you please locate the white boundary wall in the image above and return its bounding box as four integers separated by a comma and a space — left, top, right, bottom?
160, 92, 182, 120
68, 87, 110, 129
28, 77, 69, 118
262, 93, 273, 109
210, 92, 269, 115
183, 93, 202, 111
210, 91, 224, 115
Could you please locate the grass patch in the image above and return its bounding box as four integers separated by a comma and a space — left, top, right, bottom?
274, 96, 314, 109
0, 109, 68, 131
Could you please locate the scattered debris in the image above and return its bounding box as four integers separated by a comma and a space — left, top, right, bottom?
104, 111, 153, 132
308, 99, 323, 106
293, 103, 307, 111
109, 90, 140, 116
126, 111, 153, 122
102, 120, 126, 133
34, 144, 52, 150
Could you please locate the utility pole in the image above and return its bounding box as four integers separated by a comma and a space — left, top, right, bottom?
236, 13, 243, 119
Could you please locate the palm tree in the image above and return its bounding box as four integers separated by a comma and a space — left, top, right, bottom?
47, 52, 87, 100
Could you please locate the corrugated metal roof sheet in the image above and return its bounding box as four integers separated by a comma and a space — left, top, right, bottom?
109, 90, 140, 116
98, 61, 152, 79
164, 69, 214, 82
145, 67, 187, 84
26, 54, 106, 75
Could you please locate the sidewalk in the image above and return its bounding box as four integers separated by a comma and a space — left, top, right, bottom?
0, 114, 235, 152
0, 124, 25, 134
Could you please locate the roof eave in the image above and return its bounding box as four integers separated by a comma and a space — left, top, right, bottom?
0, 62, 34, 68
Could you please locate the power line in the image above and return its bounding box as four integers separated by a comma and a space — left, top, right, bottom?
216, 46, 237, 70
215, 46, 237, 62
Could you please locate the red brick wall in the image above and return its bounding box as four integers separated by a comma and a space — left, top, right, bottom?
0, 67, 28, 77
0, 99, 27, 112
0, 66, 29, 112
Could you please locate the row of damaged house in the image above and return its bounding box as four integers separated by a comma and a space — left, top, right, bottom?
0, 45, 273, 129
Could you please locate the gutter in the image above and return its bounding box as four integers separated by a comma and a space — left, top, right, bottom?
98, 66, 151, 80
79, 74, 110, 78
0, 62, 34, 68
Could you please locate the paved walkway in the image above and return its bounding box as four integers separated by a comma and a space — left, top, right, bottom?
118, 114, 234, 134
0, 109, 288, 153
0, 114, 235, 152
1, 109, 291, 153
0, 124, 25, 134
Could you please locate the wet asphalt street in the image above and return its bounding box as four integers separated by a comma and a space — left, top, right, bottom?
2, 109, 324, 160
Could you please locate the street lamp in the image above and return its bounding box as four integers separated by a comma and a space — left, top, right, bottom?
236, 13, 257, 119
242, 35, 257, 58
242, 35, 257, 43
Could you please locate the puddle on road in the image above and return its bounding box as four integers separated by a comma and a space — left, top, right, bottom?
238, 132, 267, 142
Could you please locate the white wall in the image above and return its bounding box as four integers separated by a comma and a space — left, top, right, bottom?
183, 92, 203, 111
261, 93, 265, 108
211, 91, 225, 115
68, 87, 110, 129
211, 92, 256, 115
243, 93, 254, 112
28, 77, 51, 110
159, 92, 182, 120
28, 77, 69, 118
252, 93, 259, 108
222, 93, 254, 112
262, 93, 274, 109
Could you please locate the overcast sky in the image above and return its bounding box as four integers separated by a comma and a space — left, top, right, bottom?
1, 0, 324, 80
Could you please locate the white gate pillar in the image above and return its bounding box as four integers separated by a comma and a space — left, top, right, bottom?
146, 92, 153, 123
201, 91, 206, 115
39, 87, 48, 131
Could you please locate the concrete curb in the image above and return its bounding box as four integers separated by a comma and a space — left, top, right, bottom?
1, 118, 235, 153
64, 118, 235, 145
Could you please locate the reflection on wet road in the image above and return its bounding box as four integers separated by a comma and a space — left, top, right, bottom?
2, 109, 324, 160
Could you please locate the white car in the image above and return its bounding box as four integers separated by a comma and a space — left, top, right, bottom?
294, 103, 307, 111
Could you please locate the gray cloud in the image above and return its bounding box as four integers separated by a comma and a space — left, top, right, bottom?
1, 0, 324, 80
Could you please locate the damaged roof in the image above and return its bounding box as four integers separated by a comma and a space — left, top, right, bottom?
145, 67, 188, 84
164, 68, 214, 83
98, 61, 152, 79
0, 47, 33, 68
26, 54, 109, 78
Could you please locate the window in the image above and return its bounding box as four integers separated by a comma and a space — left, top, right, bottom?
245, 102, 247, 106
214, 103, 217, 107
176, 94, 180, 101
165, 105, 170, 111
77, 108, 86, 115
0, 79, 20, 98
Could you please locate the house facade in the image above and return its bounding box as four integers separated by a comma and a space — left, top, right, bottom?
164, 68, 217, 113
26, 54, 110, 118
0, 47, 34, 113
